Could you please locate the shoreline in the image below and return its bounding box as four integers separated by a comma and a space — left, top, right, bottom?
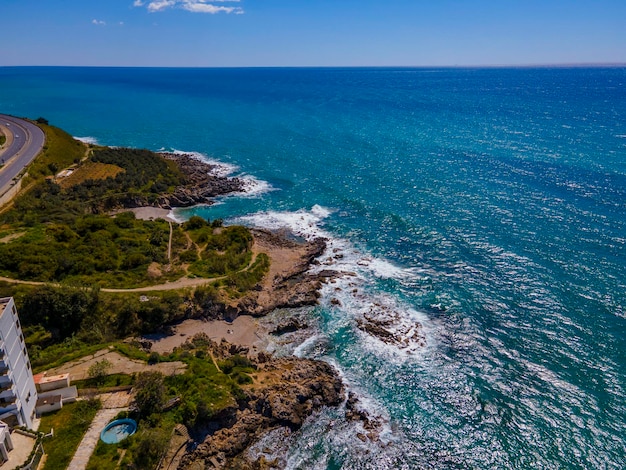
117, 206, 176, 222
144, 316, 268, 354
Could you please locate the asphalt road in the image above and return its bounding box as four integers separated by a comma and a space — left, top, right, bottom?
0, 114, 46, 197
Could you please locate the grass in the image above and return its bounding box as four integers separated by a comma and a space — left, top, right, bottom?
73, 373, 135, 390
39, 399, 102, 470
26, 124, 86, 181
57, 162, 124, 189
86, 413, 175, 470
86, 441, 125, 470
31, 340, 111, 374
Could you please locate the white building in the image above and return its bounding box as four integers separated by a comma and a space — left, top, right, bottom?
0, 297, 37, 429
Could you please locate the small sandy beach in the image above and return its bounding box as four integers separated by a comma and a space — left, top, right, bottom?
124, 206, 176, 222
146, 316, 268, 354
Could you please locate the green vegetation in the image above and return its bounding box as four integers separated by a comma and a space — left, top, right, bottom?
25, 124, 85, 181
73, 373, 134, 390
134, 371, 167, 418
86, 414, 173, 470
39, 399, 102, 470
0, 128, 262, 288
83, 333, 259, 470
0, 124, 279, 467
87, 359, 113, 386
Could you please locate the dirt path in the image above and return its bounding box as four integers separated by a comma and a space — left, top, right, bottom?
0, 231, 25, 243
67, 407, 126, 470
167, 221, 173, 262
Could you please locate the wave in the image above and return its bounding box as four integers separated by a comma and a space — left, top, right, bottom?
169, 149, 240, 177
74, 136, 99, 144
169, 149, 276, 198
236, 205, 332, 241
236, 206, 433, 358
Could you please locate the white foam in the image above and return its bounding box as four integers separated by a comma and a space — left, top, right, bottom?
169, 149, 239, 177
322, 280, 431, 361
74, 136, 99, 144
169, 149, 275, 198
293, 334, 323, 358
166, 208, 186, 224
235, 206, 332, 241
234, 174, 277, 198
238, 206, 432, 359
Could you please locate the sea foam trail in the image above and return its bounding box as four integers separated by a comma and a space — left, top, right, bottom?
236, 206, 433, 359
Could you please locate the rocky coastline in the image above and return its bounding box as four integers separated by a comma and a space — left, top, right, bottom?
177, 337, 344, 469
145, 151, 382, 468
157, 152, 245, 208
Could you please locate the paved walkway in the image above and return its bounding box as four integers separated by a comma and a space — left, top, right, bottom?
67, 392, 133, 470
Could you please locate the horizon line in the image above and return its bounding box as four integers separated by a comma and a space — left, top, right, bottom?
1, 62, 625, 70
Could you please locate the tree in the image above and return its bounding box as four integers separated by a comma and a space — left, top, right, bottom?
133, 371, 166, 418
87, 359, 112, 386
131, 429, 169, 469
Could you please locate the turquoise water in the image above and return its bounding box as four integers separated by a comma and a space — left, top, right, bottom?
100, 418, 137, 444
1, 67, 625, 468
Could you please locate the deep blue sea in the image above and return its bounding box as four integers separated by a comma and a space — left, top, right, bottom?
1, 66, 625, 469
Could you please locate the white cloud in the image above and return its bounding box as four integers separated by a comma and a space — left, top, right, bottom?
92, 19, 106, 25
146, 0, 176, 12
134, 0, 243, 14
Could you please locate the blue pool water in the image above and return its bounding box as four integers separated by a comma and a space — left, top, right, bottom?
1, 66, 625, 468
100, 418, 137, 444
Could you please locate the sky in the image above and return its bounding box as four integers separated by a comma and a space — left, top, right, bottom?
2, 0, 626, 67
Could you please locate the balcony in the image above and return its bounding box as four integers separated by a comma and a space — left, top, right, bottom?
0, 393, 16, 407
0, 402, 17, 412
0, 379, 11, 393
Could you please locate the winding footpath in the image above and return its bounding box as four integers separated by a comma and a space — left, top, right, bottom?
0, 114, 45, 197
67, 392, 132, 470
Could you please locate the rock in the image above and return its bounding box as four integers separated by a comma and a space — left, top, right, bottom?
179, 353, 344, 469
159, 152, 245, 207
229, 233, 333, 318
269, 318, 308, 336
344, 391, 384, 438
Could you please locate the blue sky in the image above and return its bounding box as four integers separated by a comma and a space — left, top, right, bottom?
2, 0, 625, 66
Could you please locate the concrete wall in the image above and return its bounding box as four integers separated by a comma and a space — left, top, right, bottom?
37, 375, 71, 392
0, 178, 22, 209
38, 386, 77, 403
35, 397, 62, 415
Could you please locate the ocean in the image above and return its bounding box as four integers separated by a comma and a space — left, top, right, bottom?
1, 66, 625, 469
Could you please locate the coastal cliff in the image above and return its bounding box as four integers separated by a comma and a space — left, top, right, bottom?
174, 337, 344, 470
157, 153, 245, 208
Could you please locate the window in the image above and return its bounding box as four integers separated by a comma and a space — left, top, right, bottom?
25, 391, 31, 403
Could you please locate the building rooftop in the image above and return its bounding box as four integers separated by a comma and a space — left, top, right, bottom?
36, 395, 62, 407
34, 373, 70, 385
